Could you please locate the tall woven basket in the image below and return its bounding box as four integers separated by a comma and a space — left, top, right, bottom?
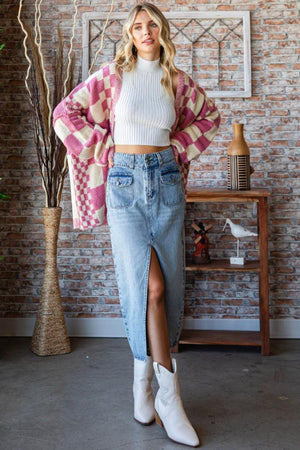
31, 207, 71, 356
227, 123, 251, 190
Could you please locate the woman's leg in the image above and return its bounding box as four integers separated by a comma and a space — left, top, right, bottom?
147, 247, 172, 372
147, 249, 199, 447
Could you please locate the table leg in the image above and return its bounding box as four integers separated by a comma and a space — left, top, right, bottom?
258, 197, 270, 355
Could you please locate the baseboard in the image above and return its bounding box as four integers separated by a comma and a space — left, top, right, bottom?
0, 318, 126, 338
0, 317, 300, 338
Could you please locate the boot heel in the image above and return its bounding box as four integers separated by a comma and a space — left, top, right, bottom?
155, 411, 163, 428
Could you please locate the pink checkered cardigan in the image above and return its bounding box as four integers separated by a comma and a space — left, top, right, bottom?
53, 61, 220, 229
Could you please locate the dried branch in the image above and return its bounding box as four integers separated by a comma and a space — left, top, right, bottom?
17, 0, 79, 207
89, 0, 115, 75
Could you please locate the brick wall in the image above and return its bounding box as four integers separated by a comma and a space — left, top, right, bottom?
0, 0, 299, 322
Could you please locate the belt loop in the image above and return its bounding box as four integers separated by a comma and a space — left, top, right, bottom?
130, 155, 134, 169
157, 151, 163, 166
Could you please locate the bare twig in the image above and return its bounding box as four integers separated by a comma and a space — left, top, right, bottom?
17, 0, 78, 207
89, 0, 115, 76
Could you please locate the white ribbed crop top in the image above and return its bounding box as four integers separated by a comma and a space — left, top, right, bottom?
113, 56, 176, 146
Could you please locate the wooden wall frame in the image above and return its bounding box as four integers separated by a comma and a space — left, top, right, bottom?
82, 11, 251, 98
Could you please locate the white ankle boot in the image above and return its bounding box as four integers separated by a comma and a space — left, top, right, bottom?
153, 358, 200, 447
133, 356, 155, 425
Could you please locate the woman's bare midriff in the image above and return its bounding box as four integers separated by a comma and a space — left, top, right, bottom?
115, 144, 170, 154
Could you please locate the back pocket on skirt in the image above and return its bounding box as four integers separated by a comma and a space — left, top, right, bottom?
107, 169, 134, 209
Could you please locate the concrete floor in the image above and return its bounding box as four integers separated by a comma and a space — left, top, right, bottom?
0, 338, 299, 450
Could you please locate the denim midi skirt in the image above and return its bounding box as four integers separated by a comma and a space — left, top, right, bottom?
106, 147, 186, 361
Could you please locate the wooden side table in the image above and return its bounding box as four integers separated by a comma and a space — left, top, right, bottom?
178, 188, 271, 356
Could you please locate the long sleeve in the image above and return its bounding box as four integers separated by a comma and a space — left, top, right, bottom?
170, 73, 220, 164
53, 64, 115, 166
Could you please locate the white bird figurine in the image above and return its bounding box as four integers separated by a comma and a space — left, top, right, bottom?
223, 218, 258, 258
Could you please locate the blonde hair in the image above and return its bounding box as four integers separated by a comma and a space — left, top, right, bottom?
114, 2, 178, 96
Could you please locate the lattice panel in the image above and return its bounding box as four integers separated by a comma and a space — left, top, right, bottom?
82, 11, 251, 98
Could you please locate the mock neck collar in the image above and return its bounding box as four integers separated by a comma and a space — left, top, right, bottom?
136, 55, 161, 72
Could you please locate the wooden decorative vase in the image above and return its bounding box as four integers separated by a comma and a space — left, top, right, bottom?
31, 207, 71, 356
227, 123, 251, 190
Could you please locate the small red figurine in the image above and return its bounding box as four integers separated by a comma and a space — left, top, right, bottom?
192, 222, 212, 264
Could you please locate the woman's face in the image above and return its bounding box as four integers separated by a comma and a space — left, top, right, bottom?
131, 10, 161, 60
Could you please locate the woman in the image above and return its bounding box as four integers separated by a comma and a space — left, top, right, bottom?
53, 2, 220, 447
